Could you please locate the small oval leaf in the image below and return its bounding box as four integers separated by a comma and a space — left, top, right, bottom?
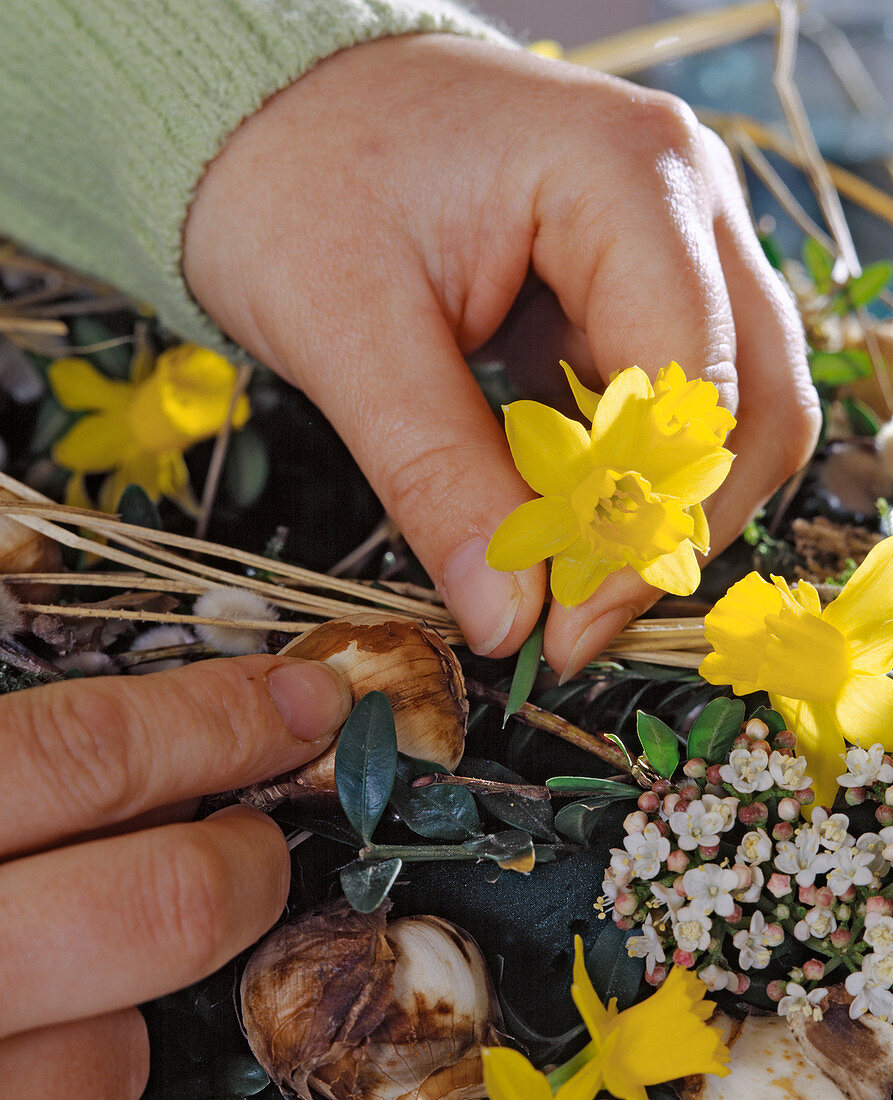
546, 776, 638, 797
503, 609, 546, 726
116, 483, 162, 529
636, 711, 680, 778
586, 920, 645, 1012
334, 691, 398, 845
554, 797, 620, 845
390, 757, 480, 841
461, 756, 556, 841
686, 697, 745, 763
340, 858, 402, 913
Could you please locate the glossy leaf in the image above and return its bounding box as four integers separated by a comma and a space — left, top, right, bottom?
463, 830, 534, 863
340, 857, 402, 913
586, 919, 645, 1012
390, 756, 480, 841
503, 608, 546, 726
116, 483, 162, 529
334, 691, 397, 845
842, 396, 881, 437
554, 797, 623, 844
546, 776, 638, 796
686, 697, 745, 763
749, 705, 787, 736
461, 756, 556, 841
636, 710, 680, 778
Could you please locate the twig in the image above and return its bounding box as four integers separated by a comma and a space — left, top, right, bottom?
195, 361, 254, 541
115, 641, 216, 667
0, 317, 67, 335
465, 678, 632, 774
411, 774, 550, 800
327, 516, 400, 578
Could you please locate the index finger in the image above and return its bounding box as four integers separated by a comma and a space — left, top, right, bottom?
0, 655, 351, 859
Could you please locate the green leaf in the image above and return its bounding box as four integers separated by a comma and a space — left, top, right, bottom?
636, 711, 680, 778
554, 797, 620, 844
460, 757, 556, 841
802, 238, 834, 292
586, 920, 645, 1012
847, 260, 891, 307
223, 426, 269, 509
843, 396, 881, 437
546, 776, 638, 797
334, 691, 397, 845
116, 483, 162, 529
340, 858, 402, 913
389, 756, 480, 841
758, 232, 785, 271
463, 830, 534, 863
749, 705, 787, 736
686, 697, 745, 763
503, 608, 546, 726
809, 348, 873, 386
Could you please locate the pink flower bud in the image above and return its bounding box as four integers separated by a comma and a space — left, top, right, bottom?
698, 843, 721, 860
653, 819, 670, 838
777, 797, 801, 822
837, 885, 856, 904
815, 886, 834, 909
837, 905, 851, 922
745, 718, 769, 741
679, 785, 702, 806
799, 884, 817, 906
830, 928, 852, 949
845, 786, 867, 806
773, 821, 795, 842
651, 779, 672, 796
666, 848, 690, 874
750, 739, 772, 757
774, 730, 796, 750
662, 792, 682, 815
637, 791, 660, 814
732, 973, 750, 995
672, 949, 695, 968
865, 896, 893, 916
705, 764, 724, 786
614, 916, 635, 930
733, 734, 751, 750
727, 904, 743, 924
767, 979, 787, 1001
683, 758, 706, 779
764, 922, 785, 947
623, 810, 648, 835
876, 805, 893, 826
732, 864, 753, 891
644, 963, 668, 986
802, 959, 825, 982
614, 891, 638, 915
796, 786, 815, 806
738, 802, 769, 826
768, 873, 792, 898
885, 787, 893, 807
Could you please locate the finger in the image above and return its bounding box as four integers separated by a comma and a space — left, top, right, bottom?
0, 805, 287, 1038
0, 1010, 149, 1100
0, 655, 351, 859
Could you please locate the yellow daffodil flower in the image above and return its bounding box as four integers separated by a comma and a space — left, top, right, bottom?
486, 362, 736, 607
700, 537, 893, 811
482, 937, 730, 1100
49, 343, 249, 515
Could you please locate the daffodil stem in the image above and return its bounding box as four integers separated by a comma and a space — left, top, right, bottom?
465, 679, 633, 775
545, 1038, 600, 1091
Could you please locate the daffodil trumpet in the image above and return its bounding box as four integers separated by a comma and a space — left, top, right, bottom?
486, 362, 735, 607
700, 536, 893, 812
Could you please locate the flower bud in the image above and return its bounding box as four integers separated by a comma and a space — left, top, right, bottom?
885, 785, 893, 807
774, 904, 791, 921
772, 821, 794, 842
777, 798, 801, 822
698, 843, 720, 860
637, 791, 660, 814
653, 819, 670, 838
614, 891, 638, 916
672, 949, 695, 969
644, 964, 668, 986
731, 973, 750, 995
744, 718, 769, 741
830, 928, 852, 949
845, 786, 867, 806
678, 782, 701, 802
749, 739, 772, 757
614, 916, 635, 931
836, 905, 851, 922
662, 792, 682, 815
738, 802, 769, 827
727, 904, 744, 925
682, 758, 706, 779
651, 779, 672, 796
764, 923, 785, 947
774, 730, 796, 751
815, 886, 834, 909
876, 805, 893, 827
731, 864, 752, 891
623, 810, 648, 835
666, 849, 690, 874
733, 734, 751, 750
796, 786, 815, 807
802, 959, 825, 982
705, 765, 725, 786
798, 884, 817, 906
866, 896, 893, 917
768, 874, 792, 899
674, 876, 688, 898
766, 979, 787, 1001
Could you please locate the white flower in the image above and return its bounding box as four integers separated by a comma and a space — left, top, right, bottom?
626, 915, 665, 975
856, 832, 889, 876
774, 827, 834, 886
719, 748, 773, 794
601, 867, 628, 902
193, 587, 277, 655
768, 751, 811, 791
672, 907, 712, 954
810, 808, 855, 853
668, 801, 724, 851
608, 849, 635, 885
826, 847, 875, 896
700, 793, 739, 832
864, 915, 893, 958
846, 957, 893, 1020
735, 863, 764, 905
793, 906, 837, 942
681, 864, 738, 918
838, 744, 893, 788
650, 881, 686, 922
732, 911, 772, 970
736, 828, 773, 865
778, 983, 827, 1022
698, 964, 733, 992
621, 823, 670, 880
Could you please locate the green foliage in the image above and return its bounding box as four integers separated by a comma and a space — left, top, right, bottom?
842, 396, 881, 437
339, 858, 402, 913
749, 705, 787, 735
844, 260, 892, 308
546, 776, 639, 797
224, 426, 269, 508
586, 919, 645, 1012
802, 238, 834, 292
463, 829, 534, 864
116, 483, 162, 529
636, 711, 679, 778
503, 608, 546, 726
334, 691, 397, 845
389, 755, 480, 841
554, 796, 629, 845
809, 348, 873, 386
461, 757, 557, 840
686, 697, 745, 763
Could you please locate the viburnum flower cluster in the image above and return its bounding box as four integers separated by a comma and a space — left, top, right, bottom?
602, 717, 893, 1025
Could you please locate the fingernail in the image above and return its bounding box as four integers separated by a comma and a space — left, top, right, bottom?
442, 537, 523, 655
559, 606, 634, 684
266, 659, 353, 741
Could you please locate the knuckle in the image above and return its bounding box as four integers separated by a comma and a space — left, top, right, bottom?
143, 829, 233, 982
628, 89, 703, 161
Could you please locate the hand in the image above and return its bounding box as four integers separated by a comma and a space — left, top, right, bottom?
183, 34, 820, 678
0, 656, 351, 1097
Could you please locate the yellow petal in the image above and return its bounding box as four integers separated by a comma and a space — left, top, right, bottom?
551, 543, 616, 607
570, 935, 613, 1042
590, 368, 654, 469
48, 358, 131, 412
760, 605, 848, 704
822, 537, 893, 674
835, 672, 893, 752
63, 473, 93, 510
648, 447, 734, 508
554, 1049, 610, 1100
481, 1048, 554, 1100
772, 696, 842, 813
637, 539, 700, 596
52, 412, 133, 472
487, 497, 579, 571
689, 503, 710, 553
700, 573, 785, 694
653, 362, 736, 442
504, 400, 591, 497
155, 344, 246, 439
561, 360, 601, 421
157, 451, 200, 516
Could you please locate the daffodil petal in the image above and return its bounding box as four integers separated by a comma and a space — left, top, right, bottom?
648, 447, 734, 507
653, 363, 735, 442
63, 473, 93, 510
772, 695, 842, 813
689, 503, 710, 553
823, 537, 893, 674
561, 360, 601, 421
52, 413, 133, 472
590, 369, 654, 469
570, 935, 612, 1042
481, 1048, 554, 1100
637, 539, 700, 596
835, 672, 893, 752
157, 451, 200, 516
554, 1049, 609, 1100
700, 573, 786, 694
48, 358, 131, 412
487, 497, 579, 571
504, 400, 591, 497
155, 344, 245, 438
550, 543, 615, 607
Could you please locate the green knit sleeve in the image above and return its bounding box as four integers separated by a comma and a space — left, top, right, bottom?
0, 0, 513, 356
